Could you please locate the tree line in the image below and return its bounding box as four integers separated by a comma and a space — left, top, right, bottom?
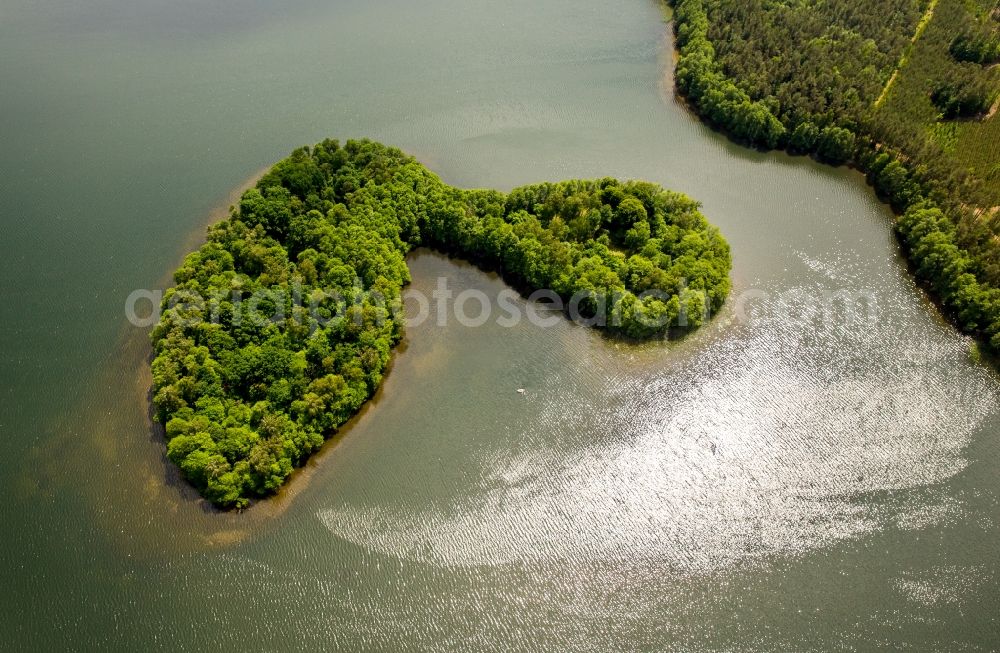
670, 0, 1000, 358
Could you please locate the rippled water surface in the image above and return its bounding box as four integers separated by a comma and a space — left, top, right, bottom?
1, 0, 999, 649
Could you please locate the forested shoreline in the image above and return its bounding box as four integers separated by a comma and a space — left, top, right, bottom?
670, 0, 1000, 355
151, 140, 731, 507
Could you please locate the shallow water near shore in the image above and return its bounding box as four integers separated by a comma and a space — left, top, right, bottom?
2, 0, 1000, 649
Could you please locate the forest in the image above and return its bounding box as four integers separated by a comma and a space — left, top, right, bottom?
151, 139, 731, 507
671, 0, 1000, 355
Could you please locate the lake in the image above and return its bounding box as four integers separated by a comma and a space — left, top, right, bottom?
1, 0, 998, 649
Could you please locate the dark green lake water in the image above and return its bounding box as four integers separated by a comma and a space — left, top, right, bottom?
1, 0, 999, 649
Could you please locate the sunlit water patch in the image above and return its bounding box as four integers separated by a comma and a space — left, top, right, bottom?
319, 250, 998, 571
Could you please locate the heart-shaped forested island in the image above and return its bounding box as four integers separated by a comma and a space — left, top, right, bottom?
151, 139, 731, 508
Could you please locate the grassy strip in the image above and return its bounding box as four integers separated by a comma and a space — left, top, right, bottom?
875, 0, 940, 110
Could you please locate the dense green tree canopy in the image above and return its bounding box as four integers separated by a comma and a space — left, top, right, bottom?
151, 139, 731, 508
670, 0, 1000, 361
